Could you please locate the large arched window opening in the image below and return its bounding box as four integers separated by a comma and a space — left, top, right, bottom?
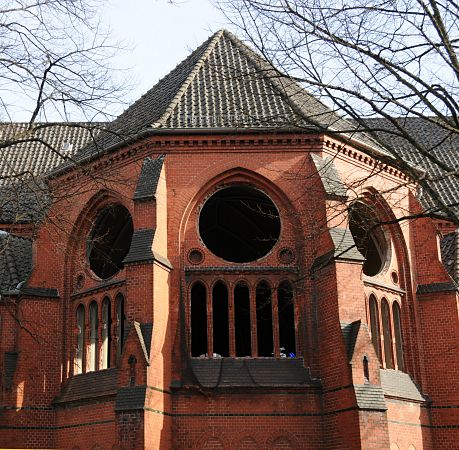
88, 301, 99, 372
100, 297, 111, 370
381, 299, 394, 369
369, 295, 381, 361
212, 281, 229, 357
256, 281, 274, 357
234, 282, 251, 357
191, 282, 207, 357
392, 302, 404, 371
87, 204, 134, 279
75, 304, 85, 375
278, 281, 295, 357
348, 201, 389, 276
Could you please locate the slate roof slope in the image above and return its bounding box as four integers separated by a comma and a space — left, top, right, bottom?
0, 231, 32, 294
53, 30, 384, 174
0, 122, 102, 185
364, 117, 459, 218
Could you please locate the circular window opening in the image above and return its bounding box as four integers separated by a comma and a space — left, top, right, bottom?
88, 204, 134, 279
199, 185, 281, 263
348, 201, 389, 277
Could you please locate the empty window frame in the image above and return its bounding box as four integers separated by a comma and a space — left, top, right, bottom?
189, 279, 295, 358
368, 295, 404, 371
100, 297, 111, 370
88, 301, 99, 372
75, 304, 85, 375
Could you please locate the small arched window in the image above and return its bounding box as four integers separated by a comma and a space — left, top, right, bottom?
100, 297, 111, 370
256, 281, 273, 357
392, 302, 404, 371
278, 281, 295, 357
212, 281, 229, 357
75, 304, 85, 375
191, 282, 207, 357
116, 294, 125, 364
89, 301, 99, 372
381, 299, 394, 369
369, 295, 381, 361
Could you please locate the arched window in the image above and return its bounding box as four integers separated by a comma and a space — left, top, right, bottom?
256, 281, 273, 357
89, 301, 99, 372
191, 282, 207, 357
75, 304, 85, 375
369, 295, 381, 361
100, 297, 111, 370
392, 302, 404, 371
234, 282, 251, 357
278, 281, 295, 356
212, 281, 229, 357
116, 294, 125, 364
381, 299, 394, 369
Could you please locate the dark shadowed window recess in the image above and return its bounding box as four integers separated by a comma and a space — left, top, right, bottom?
89, 301, 99, 372
278, 281, 296, 356
75, 304, 85, 375
348, 201, 388, 276
234, 282, 252, 357
381, 299, 394, 369
199, 185, 281, 263
369, 295, 381, 361
392, 302, 404, 371
191, 282, 207, 357
101, 297, 111, 370
212, 281, 230, 357
88, 204, 134, 279
256, 281, 274, 357
116, 293, 125, 364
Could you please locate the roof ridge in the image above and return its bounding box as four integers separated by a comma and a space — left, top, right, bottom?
152, 30, 225, 128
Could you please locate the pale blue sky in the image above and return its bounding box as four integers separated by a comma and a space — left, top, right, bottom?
105, 0, 231, 116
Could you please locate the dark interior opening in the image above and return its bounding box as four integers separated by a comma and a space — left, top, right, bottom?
116, 293, 125, 364
212, 281, 229, 357
191, 282, 207, 357
234, 282, 252, 356
199, 185, 280, 263
369, 295, 381, 361
256, 281, 273, 357
381, 299, 394, 369
348, 201, 387, 276
393, 302, 404, 371
278, 281, 296, 357
88, 204, 134, 279
102, 298, 112, 368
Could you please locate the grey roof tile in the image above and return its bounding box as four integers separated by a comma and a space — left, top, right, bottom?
134, 155, 164, 200
341, 321, 362, 361
0, 232, 32, 293
115, 385, 147, 411
354, 384, 387, 410
0, 122, 102, 184
54, 368, 118, 404
417, 281, 458, 294
364, 117, 459, 218
440, 232, 457, 279
380, 369, 426, 402
133, 321, 152, 364
330, 227, 365, 262
123, 229, 155, 264
186, 358, 315, 388
311, 154, 347, 198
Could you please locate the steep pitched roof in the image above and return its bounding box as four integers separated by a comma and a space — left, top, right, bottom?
364, 117, 459, 218
54, 30, 382, 173
0, 123, 102, 185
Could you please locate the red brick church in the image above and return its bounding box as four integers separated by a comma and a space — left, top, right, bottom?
0, 30, 458, 449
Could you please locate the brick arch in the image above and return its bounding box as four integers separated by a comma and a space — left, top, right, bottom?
265, 432, 299, 449
178, 166, 304, 248
201, 436, 225, 449
231, 435, 258, 449
353, 187, 417, 375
